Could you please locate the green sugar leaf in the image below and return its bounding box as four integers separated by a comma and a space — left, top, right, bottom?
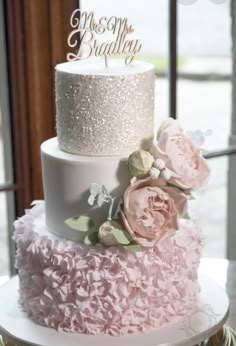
124, 244, 142, 252
84, 232, 99, 246
111, 228, 131, 245
188, 192, 196, 200
182, 211, 191, 220
64, 215, 95, 232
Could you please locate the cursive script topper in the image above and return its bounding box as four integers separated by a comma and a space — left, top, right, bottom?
67, 10, 142, 66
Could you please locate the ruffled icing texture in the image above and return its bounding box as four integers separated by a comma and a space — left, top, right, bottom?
13, 204, 202, 336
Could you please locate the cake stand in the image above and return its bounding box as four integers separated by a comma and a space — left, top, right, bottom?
0, 274, 229, 346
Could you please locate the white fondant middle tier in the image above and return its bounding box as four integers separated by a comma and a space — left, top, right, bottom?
41, 138, 131, 242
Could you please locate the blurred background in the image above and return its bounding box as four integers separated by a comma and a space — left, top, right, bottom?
0, 0, 235, 283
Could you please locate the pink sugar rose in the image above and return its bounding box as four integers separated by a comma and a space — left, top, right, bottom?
121, 179, 188, 247
150, 124, 210, 190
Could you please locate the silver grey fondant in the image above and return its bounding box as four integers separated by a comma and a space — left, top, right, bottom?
56, 59, 155, 156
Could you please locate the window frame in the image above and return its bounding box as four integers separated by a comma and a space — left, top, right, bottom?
169, 0, 236, 159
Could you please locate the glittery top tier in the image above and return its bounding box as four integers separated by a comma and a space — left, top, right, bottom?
55, 59, 155, 156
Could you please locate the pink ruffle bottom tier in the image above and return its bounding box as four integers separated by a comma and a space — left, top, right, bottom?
13, 203, 202, 336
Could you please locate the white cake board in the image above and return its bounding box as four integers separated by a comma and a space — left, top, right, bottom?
0, 274, 229, 346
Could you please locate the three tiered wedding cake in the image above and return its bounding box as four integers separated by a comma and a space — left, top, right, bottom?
13, 9, 210, 337
13, 58, 209, 336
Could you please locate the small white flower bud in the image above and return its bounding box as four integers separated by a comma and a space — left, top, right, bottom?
153, 159, 165, 170
149, 167, 160, 179
160, 168, 172, 181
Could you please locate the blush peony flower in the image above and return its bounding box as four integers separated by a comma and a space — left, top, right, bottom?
150, 124, 210, 190
121, 179, 188, 247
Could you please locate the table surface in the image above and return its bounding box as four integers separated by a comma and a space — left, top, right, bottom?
199, 258, 236, 330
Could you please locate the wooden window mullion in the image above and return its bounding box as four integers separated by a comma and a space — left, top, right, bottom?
168, 0, 177, 119
4, 0, 32, 216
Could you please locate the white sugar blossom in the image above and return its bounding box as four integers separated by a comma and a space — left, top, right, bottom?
185, 129, 212, 148
88, 183, 116, 220
153, 159, 165, 170
160, 169, 172, 181
149, 167, 160, 179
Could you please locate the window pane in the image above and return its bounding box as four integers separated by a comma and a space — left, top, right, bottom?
0, 0, 15, 277
177, 0, 231, 149
0, 105, 13, 185
0, 110, 5, 183
0, 192, 11, 277
155, 78, 169, 123
80, 0, 169, 67
178, 0, 231, 57
0, 1, 14, 186
178, 80, 231, 150
189, 157, 227, 258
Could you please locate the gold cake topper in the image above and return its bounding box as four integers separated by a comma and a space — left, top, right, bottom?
67, 10, 142, 66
